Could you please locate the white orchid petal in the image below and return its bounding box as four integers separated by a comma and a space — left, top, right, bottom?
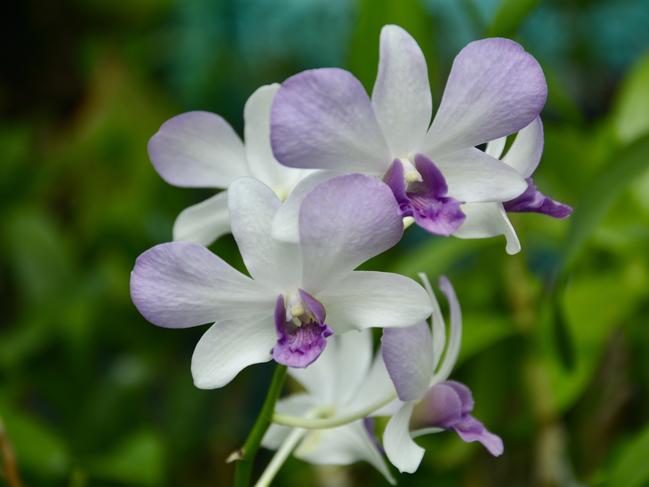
295, 422, 396, 485
485, 136, 507, 159
502, 116, 544, 178
434, 148, 527, 203
453, 202, 521, 255
148, 111, 249, 188
244, 84, 306, 193
372, 24, 432, 156
319, 271, 432, 333
299, 175, 403, 292
191, 316, 276, 389
130, 242, 272, 328
172, 191, 230, 246
384, 402, 424, 474
228, 178, 301, 290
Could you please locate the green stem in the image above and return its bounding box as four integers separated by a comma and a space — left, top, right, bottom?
272, 393, 396, 430
233, 365, 287, 487
254, 428, 305, 487
0, 413, 22, 487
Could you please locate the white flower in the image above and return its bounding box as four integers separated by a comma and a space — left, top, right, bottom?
147, 84, 310, 245
263, 330, 396, 484
130, 174, 432, 388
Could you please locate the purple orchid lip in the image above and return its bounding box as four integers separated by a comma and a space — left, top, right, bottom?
411, 380, 504, 456
383, 154, 465, 236
271, 291, 333, 368
504, 178, 572, 218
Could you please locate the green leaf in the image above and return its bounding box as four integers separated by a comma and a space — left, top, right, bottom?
608, 427, 649, 487
613, 51, 649, 144
0, 405, 71, 478
544, 271, 643, 412
485, 0, 540, 37
89, 431, 165, 486
388, 237, 485, 279
457, 313, 516, 365
558, 134, 649, 275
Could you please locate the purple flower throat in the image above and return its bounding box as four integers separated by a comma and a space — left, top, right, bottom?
271, 290, 333, 368
384, 154, 465, 236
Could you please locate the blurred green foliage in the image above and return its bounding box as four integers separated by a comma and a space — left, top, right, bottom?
1, 0, 648, 486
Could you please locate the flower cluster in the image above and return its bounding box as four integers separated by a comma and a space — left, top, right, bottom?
131, 24, 571, 484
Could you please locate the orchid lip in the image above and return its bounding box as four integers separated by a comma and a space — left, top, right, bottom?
384, 155, 465, 236
503, 178, 572, 218
271, 291, 333, 368
411, 380, 503, 456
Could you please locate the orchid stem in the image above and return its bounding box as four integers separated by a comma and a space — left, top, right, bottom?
0, 413, 22, 487
272, 393, 396, 430
233, 365, 287, 487
254, 428, 305, 487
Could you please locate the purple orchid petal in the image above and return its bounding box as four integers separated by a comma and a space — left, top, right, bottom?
503, 178, 572, 218
424, 38, 547, 155
271, 68, 390, 173
363, 417, 385, 455
385, 154, 465, 236
454, 416, 504, 457
147, 111, 248, 188
271, 294, 333, 368
444, 380, 475, 416
381, 323, 434, 402
413, 154, 448, 197
412, 380, 503, 456
412, 382, 464, 429
299, 289, 326, 324
299, 174, 403, 292
383, 159, 408, 206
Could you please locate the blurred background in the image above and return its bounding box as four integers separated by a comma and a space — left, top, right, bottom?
2, 0, 649, 485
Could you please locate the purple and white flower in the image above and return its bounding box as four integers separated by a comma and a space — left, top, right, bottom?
263, 330, 396, 484
130, 174, 432, 388
270, 24, 547, 236
454, 117, 573, 254
148, 84, 310, 246
381, 275, 503, 473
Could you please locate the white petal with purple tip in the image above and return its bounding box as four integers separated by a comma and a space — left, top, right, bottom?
191, 315, 276, 389
319, 271, 433, 333
424, 38, 547, 154
271, 68, 391, 173
382, 322, 434, 402
299, 174, 403, 291
372, 24, 432, 157
147, 111, 249, 188
172, 191, 230, 245
130, 242, 273, 328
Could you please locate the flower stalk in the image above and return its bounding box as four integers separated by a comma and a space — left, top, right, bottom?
233, 365, 287, 487
0, 413, 22, 487
271, 393, 396, 430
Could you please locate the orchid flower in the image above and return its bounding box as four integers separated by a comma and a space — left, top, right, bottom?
270, 24, 547, 237
262, 330, 396, 484
454, 117, 573, 254
130, 174, 432, 388
381, 275, 503, 473
148, 84, 309, 246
